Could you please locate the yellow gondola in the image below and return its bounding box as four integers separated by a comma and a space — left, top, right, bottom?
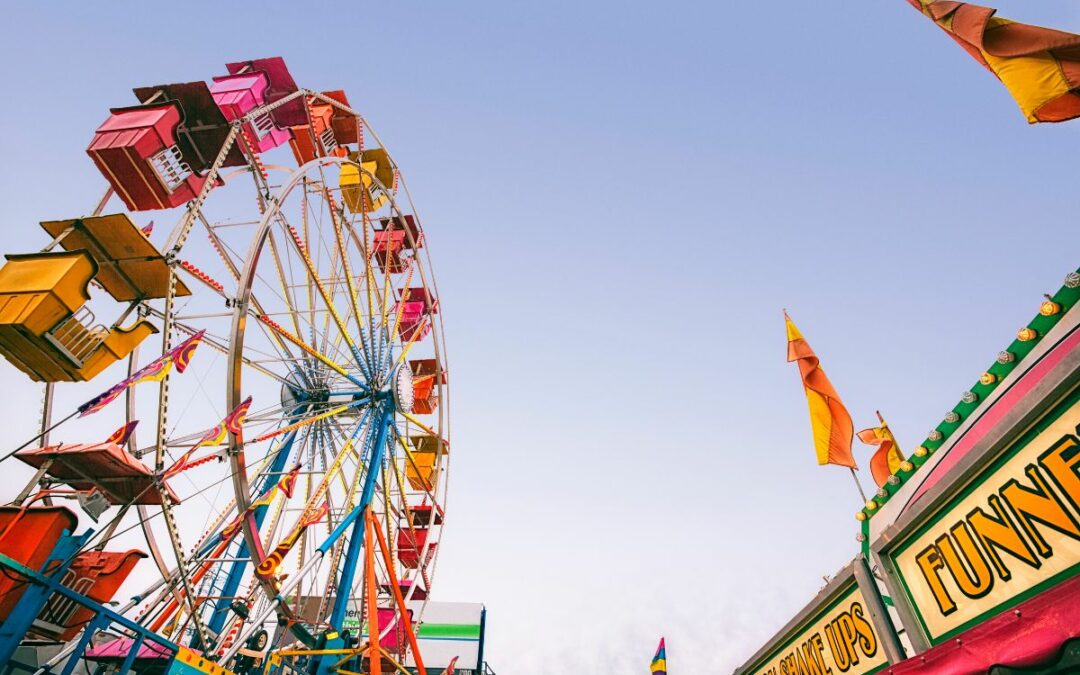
405, 434, 446, 491
0, 214, 189, 382
340, 147, 393, 213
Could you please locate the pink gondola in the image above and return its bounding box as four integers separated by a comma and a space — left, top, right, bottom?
394, 287, 438, 342
87, 103, 210, 212
210, 71, 291, 152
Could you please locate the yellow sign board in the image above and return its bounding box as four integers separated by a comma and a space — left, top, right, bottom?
745, 583, 888, 675
891, 391, 1080, 643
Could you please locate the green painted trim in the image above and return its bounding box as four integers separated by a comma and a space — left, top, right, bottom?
416, 623, 482, 639
342, 621, 482, 640
859, 266, 1080, 521
886, 386, 1080, 643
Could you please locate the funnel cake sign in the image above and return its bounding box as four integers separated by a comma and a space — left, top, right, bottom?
891, 390, 1080, 643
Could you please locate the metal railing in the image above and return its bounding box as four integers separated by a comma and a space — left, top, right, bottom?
45, 307, 106, 366
253, 112, 276, 138
149, 144, 193, 191
320, 127, 337, 155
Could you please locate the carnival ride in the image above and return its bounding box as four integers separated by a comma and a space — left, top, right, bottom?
0, 56, 450, 675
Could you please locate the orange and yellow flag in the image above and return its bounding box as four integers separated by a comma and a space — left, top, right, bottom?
858, 418, 904, 487
909, 1, 1080, 123
785, 312, 856, 469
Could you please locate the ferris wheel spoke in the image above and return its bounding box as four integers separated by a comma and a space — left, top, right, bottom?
324, 185, 381, 381
322, 197, 385, 381
374, 215, 406, 369
256, 314, 367, 390
300, 187, 352, 368
308, 197, 344, 360
275, 215, 373, 381
265, 228, 307, 345
199, 214, 311, 376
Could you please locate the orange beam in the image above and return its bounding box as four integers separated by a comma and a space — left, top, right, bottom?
371, 512, 427, 675
365, 509, 382, 675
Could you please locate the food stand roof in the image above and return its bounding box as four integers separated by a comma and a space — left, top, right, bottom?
862, 268, 1080, 543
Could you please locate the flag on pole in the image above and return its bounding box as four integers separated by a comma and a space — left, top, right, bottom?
651, 638, 667, 674
141, 221, 154, 236
220, 463, 301, 540
442, 656, 459, 675
105, 421, 138, 446
169, 330, 205, 373
162, 397, 251, 479
785, 312, 856, 469
255, 500, 330, 580
298, 500, 330, 528
858, 416, 904, 487
78, 330, 206, 417
908, 1, 1080, 123
224, 396, 253, 443
249, 464, 301, 510
77, 383, 130, 418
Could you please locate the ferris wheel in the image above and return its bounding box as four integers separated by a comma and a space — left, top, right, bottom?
0, 57, 449, 675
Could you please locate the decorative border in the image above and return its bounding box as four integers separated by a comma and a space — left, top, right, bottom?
856, 269, 1080, 541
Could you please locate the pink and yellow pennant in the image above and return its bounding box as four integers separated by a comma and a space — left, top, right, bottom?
78, 331, 207, 417
255, 500, 329, 581
105, 421, 139, 446
221, 464, 302, 541
163, 397, 251, 480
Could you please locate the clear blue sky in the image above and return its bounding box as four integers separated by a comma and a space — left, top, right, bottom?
1, 1, 1079, 672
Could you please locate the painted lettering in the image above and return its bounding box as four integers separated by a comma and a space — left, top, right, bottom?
849, 602, 877, 658
967, 494, 1040, 580
914, 544, 956, 615
936, 522, 994, 599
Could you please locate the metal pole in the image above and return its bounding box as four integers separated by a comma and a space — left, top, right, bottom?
849, 468, 868, 504
853, 555, 905, 663
1, 410, 78, 464
39, 384, 54, 446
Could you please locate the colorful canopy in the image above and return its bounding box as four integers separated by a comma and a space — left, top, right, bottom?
887, 575, 1080, 673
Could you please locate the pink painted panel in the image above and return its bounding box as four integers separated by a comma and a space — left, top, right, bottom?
909, 328, 1080, 507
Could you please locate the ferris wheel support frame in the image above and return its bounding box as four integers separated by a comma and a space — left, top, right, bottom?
204, 424, 303, 637
140, 87, 314, 649
4, 78, 449, 670
328, 405, 393, 631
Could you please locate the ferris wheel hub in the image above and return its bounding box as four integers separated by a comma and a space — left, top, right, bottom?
393, 364, 415, 413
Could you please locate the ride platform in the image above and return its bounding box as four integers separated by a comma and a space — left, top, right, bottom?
225, 57, 305, 127
88, 103, 210, 212
16, 442, 180, 505
0, 506, 78, 620
408, 359, 445, 414
405, 434, 445, 492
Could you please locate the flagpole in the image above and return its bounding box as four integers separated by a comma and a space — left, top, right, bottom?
1, 409, 79, 464
848, 467, 868, 504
